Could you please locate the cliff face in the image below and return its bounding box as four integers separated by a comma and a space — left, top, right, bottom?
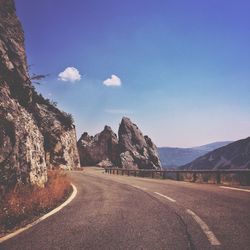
118, 117, 162, 170
31, 103, 80, 170
0, 83, 47, 194
77, 117, 162, 170
0, 0, 80, 195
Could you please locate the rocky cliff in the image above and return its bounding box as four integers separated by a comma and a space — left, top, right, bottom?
118, 117, 162, 169
77, 126, 119, 166
0, 0, 80, 195
77, 117, 162, 170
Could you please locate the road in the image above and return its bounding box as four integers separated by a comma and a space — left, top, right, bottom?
1, 167, 250, 250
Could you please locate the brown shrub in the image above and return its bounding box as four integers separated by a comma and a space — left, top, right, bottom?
0, 170, 71, 233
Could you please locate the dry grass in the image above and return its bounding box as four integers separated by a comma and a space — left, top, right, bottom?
0, 170, 71, 234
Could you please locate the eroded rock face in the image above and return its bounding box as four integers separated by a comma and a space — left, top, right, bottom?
0, 0, 80, 195
118, 117, 162, 170
0, 84, 47, 194
96, 159, 114, 168
77, 117, 162, 170
32, 103, 80, 170
77, 126, 119, 166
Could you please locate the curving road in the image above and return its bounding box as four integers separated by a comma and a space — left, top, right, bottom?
1, 167, 250, 250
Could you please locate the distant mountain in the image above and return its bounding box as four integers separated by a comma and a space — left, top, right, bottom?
158, 141, 232, 168
180, 137, 250, 170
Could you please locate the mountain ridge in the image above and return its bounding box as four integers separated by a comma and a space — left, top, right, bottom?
180, 137, 250, 170
158, 141, 232, 168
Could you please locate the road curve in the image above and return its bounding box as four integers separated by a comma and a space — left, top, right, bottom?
1, 167, 250, 250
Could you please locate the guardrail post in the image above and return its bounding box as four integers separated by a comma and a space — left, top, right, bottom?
176, 172, 180, 181
246, 172, 250, 186
216, 172, 221, 184
163, 171, 166, 179
128, 170, 130, 176
122, 170, 124, 175
134, 170, 137, 177
192, 173, 197, 182
151, 171, 154, 178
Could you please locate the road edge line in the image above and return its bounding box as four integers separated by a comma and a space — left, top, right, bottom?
131, 185, 147, 190
154, 192, 176, 203
186, 209, 221, 246
220, 186, 250, 193
0, 183, 77, 244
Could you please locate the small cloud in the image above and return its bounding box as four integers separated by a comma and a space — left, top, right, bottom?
105, 109, 133, 115
103, 74, 122, 87
58, 67, 81, 82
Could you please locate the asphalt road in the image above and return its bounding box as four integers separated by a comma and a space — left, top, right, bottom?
1, 167, 250, 250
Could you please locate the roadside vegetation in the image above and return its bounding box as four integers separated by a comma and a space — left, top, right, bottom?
0, 170, 71, 235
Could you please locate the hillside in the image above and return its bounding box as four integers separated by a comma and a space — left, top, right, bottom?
158, 141, 232, 168
181, 137, 250, 170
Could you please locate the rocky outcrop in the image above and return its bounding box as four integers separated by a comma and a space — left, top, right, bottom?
118, 117, 161, 169
77, 126, 119, 166
31, 103, 80, 170
0, 83, 47, 194
96, 159, 114, 168
77, 117, 162, 170
181, 137, 250, 170
0, 0, 80, 195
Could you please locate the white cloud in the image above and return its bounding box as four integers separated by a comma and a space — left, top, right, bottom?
105, 109, 133, 115
58, 67, 81, 82
103, 74, 122, 87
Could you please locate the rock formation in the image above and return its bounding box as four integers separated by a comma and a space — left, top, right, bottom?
118, 117, 162, 169
77, 117, 162, 170
0, 0, 80, 195
77, 126, 119, 166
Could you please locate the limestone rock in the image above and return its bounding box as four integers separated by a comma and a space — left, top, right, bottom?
77, 126, 119, 166
96, 159, 114, 168
77, 117, 162, 170
0, 83, 47, 195
32, 103, 80, 170
120, 151, 138, 169
118, 117, 162, 170
0, 0, 80, 195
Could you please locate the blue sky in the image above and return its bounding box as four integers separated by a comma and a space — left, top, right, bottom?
16, 0, 250, 147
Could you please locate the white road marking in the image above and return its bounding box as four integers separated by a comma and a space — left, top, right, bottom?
154, 192, 176, 203
186, 209, 221, 246
220, 186, 250, 193
131, 185, 147, 190
0, 184, 77, 244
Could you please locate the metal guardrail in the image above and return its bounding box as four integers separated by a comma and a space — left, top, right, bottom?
105, 168, 250, 185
